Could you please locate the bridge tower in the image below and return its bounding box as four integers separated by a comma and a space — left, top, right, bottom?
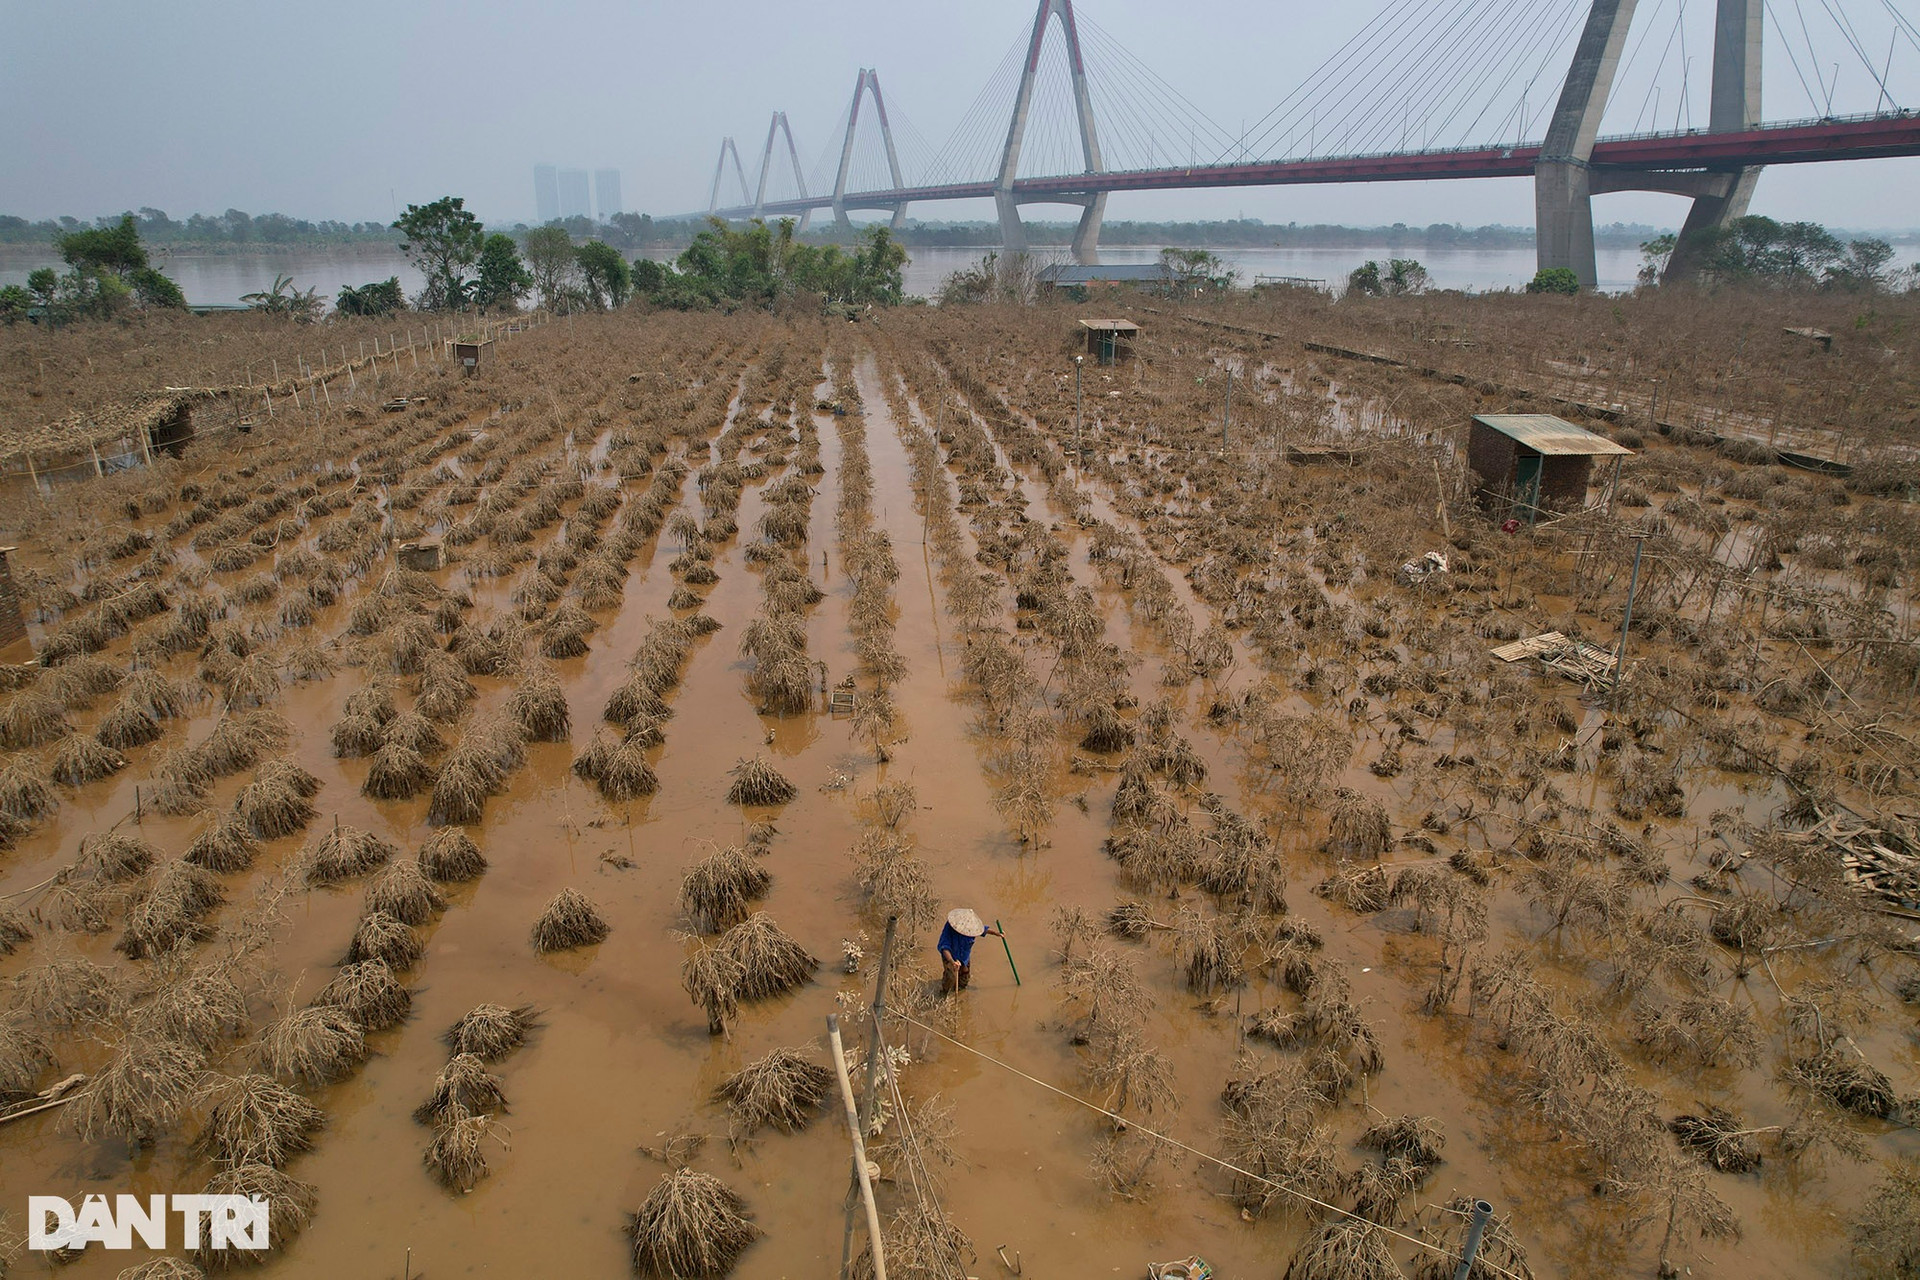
996, 0, 1106, 264
1535, 0, 1640, 288
1663, 0, 1764, 279
1539, 0, 1764, 287
832, 69, 909, 231
707, 137, 751, 216
753, 112, 812, 230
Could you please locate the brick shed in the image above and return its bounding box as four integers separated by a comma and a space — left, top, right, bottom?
1467, 413, 1632, 523
0, 547, 28, 652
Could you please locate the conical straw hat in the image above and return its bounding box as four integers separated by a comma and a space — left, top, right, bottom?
946, 908, 986, 937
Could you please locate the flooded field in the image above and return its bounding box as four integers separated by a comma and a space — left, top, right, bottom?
0, 297, 1915, 1279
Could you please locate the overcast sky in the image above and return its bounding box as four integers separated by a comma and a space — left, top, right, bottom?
4, 0, 1916, 232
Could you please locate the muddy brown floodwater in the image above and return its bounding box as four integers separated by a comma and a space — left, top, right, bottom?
0, 303, 1915, 1280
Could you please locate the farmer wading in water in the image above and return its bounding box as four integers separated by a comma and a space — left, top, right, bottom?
937, 908, 1001, 994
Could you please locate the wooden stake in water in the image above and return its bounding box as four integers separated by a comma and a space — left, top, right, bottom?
840, 917, 896, 1279
1610, 536, 1646, 711
828, 1014, 888, 1280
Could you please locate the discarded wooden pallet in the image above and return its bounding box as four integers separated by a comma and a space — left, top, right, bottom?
1490, 632, 1568, 661
1490, 631, 1620, 687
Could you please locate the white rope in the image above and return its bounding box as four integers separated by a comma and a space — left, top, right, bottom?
871, 1015, 969, 1280
889, 1009, 1530, 1280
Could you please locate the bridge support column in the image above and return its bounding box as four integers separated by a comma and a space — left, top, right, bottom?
1071, 194, 1106, 264
996, 0, 1106, 265
832, 69, 906, 237
753, 112, 813, 230
708, 137, 751, 218
1665, 0, 1762, 280
1536, 0, 1639, 287
997, 193, 1105, 265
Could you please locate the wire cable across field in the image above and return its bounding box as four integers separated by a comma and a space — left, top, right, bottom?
889, 1009, 1532, 1280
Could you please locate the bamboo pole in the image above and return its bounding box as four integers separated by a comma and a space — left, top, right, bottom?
841, 918, 896, 1277
827, 1015, 887, 1280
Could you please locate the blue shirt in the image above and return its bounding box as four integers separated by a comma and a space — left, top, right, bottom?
937, 923, 978, 965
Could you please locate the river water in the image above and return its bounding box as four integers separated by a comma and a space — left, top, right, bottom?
0, 241, 1650, 305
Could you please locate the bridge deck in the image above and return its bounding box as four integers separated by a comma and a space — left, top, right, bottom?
705, 111, 1920, 219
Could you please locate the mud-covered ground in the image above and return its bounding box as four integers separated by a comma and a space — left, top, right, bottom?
0, 300, 1915, 1280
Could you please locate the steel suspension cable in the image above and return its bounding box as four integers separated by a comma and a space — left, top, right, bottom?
1455, 0, 1590, 143
1817, 0, 1902, 102
1766, 0, 1831, 112
1299, 0, 1519, 155
1339, 0, 1553, 154
1419, 0, 1587, 146
1255, 0, 1461, 158
1231, 0, 1436, 160
1328, 0, 1544, 155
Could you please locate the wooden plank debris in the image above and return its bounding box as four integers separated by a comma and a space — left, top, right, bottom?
1491, 632, 1566, 661
1803, 807, 1920, 916
1490, 631, 1621, 687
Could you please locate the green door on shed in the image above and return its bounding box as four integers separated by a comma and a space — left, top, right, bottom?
1513, 454, 1543, 524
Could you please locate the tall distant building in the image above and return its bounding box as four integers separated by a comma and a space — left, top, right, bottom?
533, 164, 559, 224
595, 169, 622, 220
559, 168, 591, 221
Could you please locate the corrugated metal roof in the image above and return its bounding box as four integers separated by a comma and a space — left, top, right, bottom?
1038, 263, 1171, 284
1472, 413, 1633, 457
1078, 318, 1140, 332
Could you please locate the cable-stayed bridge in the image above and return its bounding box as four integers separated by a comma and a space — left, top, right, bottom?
691, 0, 1920, 285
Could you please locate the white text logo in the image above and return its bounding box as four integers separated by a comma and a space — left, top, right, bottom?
27, 1195, 269, 1251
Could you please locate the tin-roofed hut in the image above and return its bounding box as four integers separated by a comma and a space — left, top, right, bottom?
1467, 413, 1632, 524
1077, 318, 1140, 365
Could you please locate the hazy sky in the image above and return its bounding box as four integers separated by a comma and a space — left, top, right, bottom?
4, 0, 1916, 231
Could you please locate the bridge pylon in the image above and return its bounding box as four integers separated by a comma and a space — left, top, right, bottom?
1662, 0, 1763, 280
1539, 0, 1765, 287
753, 112, 812, 231
1535, 0, 1640, 288
832, 69, 909, 232
996, 0, 1106, 265
707, 137, 752, 216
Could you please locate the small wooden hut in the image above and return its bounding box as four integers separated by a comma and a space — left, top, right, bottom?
1468, 413, 1632, 523
451, 338, 493, 377
1078, 318, 1139, 365
0, 547, 27, 651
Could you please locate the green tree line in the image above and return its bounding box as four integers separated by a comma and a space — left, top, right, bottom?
0, 209, 397, 248
0, 214, 186, 324
1639, 216, 1915, 292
